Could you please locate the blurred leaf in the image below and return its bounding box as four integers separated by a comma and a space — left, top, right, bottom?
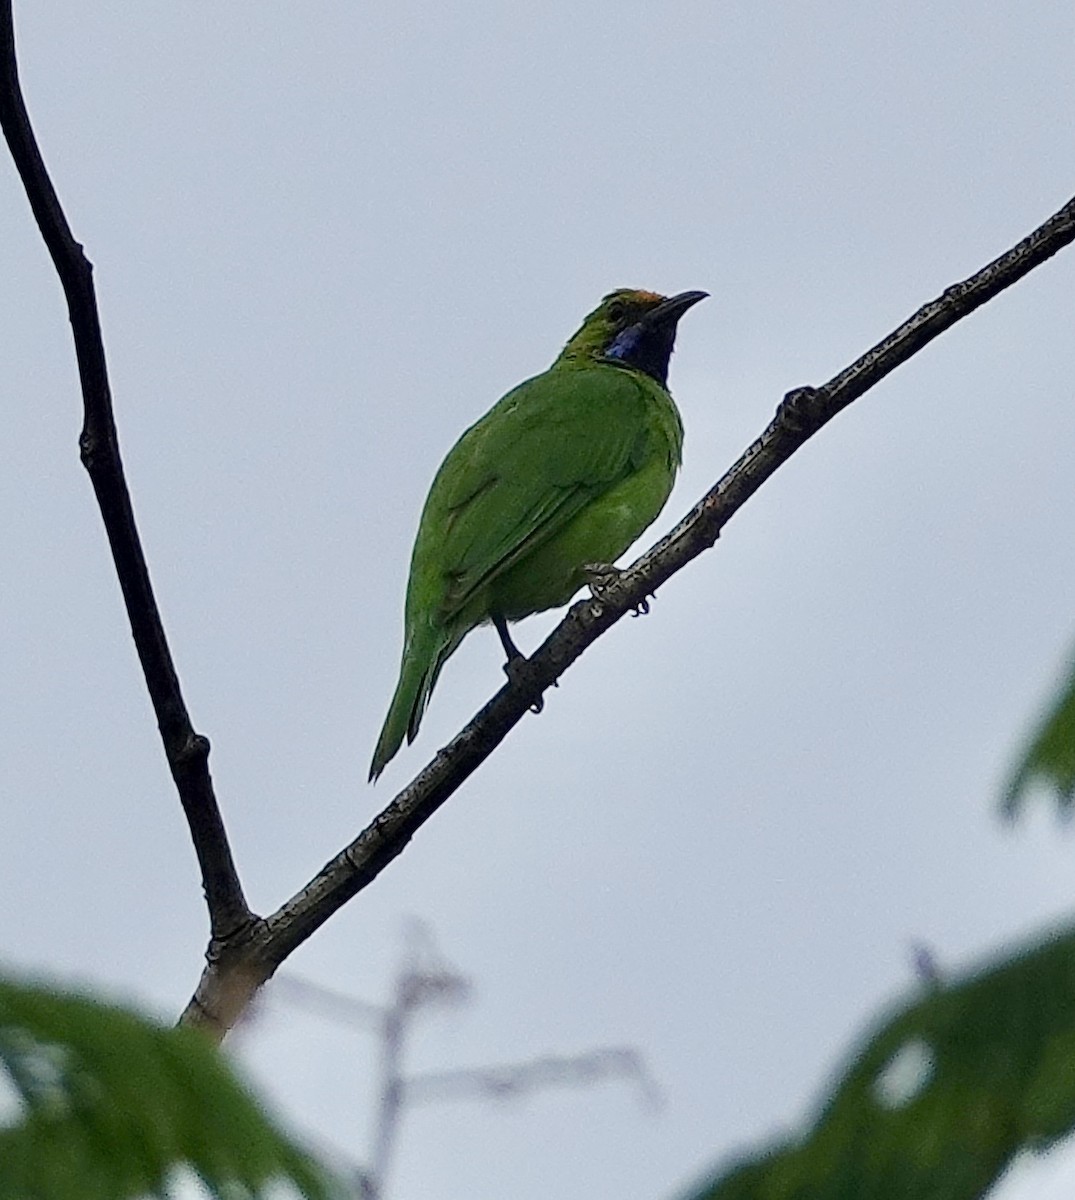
1004, 653, 1075, 818
681, 923, 1075, 1200
0, 974, 340, 1200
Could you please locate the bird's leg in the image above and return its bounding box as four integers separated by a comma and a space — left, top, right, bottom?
493, 613, 544, 713
493, 612, 523, 663
583, 563, 651, 616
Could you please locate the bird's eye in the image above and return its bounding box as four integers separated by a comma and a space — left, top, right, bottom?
607, 300, 626, 323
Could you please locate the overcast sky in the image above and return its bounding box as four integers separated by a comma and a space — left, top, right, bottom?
3, 3, 1075, 1198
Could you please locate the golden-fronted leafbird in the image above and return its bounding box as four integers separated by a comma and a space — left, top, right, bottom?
369, 288, 706, 779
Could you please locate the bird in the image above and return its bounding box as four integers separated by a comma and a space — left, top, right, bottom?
369, 288, 707, 780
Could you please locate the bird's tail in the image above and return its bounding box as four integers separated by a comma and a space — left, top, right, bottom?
369, 623, 454, 781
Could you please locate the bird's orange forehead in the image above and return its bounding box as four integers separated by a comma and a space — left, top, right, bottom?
605, 288, 664, 306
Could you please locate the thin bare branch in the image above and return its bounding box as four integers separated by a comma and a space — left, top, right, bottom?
267, 927, 653, 1195
406, 1047, 662, 1110
0, 2, 250, 942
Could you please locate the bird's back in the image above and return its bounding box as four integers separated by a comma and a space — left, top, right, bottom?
407, 359, 682, 631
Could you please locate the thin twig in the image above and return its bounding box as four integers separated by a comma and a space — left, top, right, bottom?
270, 974, 386, 1030
0, 3, 251, 941
269, 928, 651, 1195
405, 1048, 662, 1110
365, 924, 470, 1198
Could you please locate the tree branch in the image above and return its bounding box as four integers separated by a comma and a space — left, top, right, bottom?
0, 3, 251, 942
179, 192, 1075, 1032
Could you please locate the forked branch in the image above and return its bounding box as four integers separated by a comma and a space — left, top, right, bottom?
3, 1, 1073, 1041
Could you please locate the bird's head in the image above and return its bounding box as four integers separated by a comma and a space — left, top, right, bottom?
558, 288, 707, 385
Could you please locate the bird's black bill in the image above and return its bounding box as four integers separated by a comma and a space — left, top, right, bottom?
640, 290, 709, 331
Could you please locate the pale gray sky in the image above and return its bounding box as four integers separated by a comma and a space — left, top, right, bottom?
2, 3, 1075, 1198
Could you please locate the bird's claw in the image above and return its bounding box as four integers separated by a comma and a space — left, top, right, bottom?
584, 563, 652, 616
583, 562, 624, 603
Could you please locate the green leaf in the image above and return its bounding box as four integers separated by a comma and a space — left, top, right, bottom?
681, 923, 1075, 1200
1004, 652, 1075, 817
0, 974, 340, 1200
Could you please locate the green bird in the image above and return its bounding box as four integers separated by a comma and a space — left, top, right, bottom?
369, 287, 706, 780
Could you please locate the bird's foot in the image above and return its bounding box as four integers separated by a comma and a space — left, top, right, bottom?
583, 563, 651, 616
584, 562, 624, 602
503, 655, 544, 713
492, 612, 546, 712
776, 385, 825, 435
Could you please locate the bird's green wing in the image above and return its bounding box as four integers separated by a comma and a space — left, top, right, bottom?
413, 365, 663, 620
